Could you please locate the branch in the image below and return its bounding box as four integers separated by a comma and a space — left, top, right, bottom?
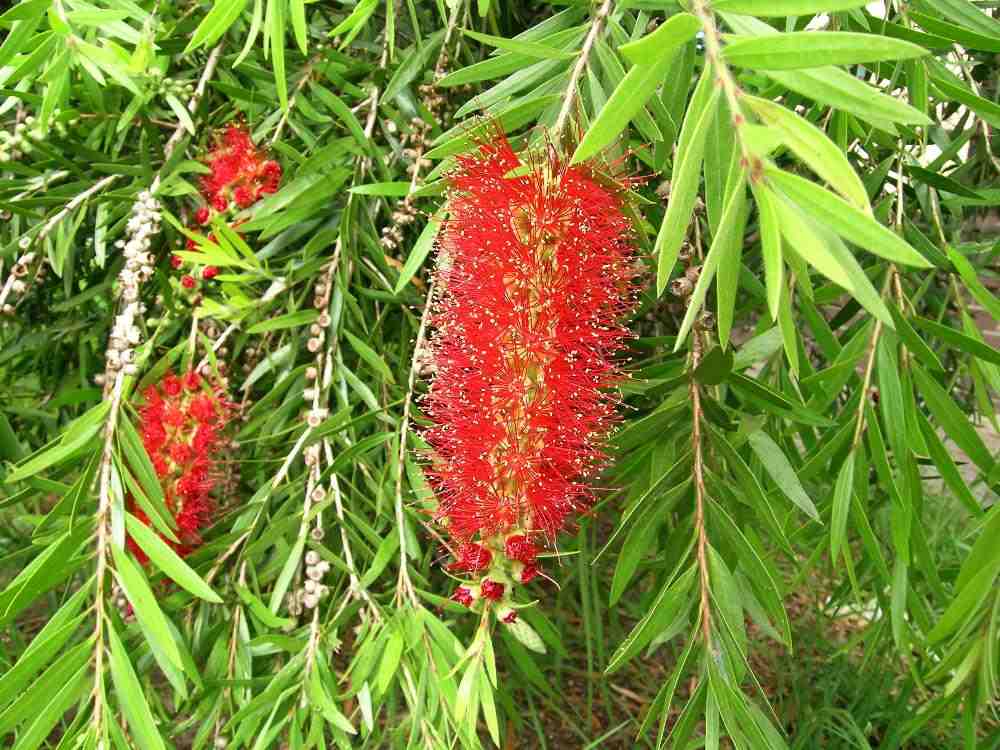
552, 0, 613, 137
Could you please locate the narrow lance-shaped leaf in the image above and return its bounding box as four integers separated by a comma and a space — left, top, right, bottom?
723, 32, 927, 71
655, 68, 720, 294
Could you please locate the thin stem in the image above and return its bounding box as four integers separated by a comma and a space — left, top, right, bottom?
689, 333, 712, 648
552, 0, 613, 138
693, 0, 752, 167
394, 276, 436, 606
89, 40, 224, 742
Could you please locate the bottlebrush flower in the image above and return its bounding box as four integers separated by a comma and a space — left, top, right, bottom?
424, 134, 636, 616
173, 125, 281, 279
127, 370, 234, 560
199, 125, 282, 213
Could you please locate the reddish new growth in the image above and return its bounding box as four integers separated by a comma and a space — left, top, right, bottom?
424, 134, 636, 619
127, 371, 234, 561
173, 125, 282, 278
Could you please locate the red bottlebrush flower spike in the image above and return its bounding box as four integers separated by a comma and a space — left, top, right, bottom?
200, 125, 282, 214
127, 371, 234, 560
424, 133, 636, 614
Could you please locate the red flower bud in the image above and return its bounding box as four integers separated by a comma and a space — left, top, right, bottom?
480, 580, 504, 601
448, 542, 492, 573
211, 194, 229, 212
519, 563, 539, 584
501, 609, 518, 624
504, 534, 538, 564
202, 266, 219, 280
181, 275, 196, 289
194, 207, 210, 225
451, 587, 474, 607
171, 254, 184, 269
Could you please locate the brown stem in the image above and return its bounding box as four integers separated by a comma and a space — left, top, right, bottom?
689, 333, 712, 648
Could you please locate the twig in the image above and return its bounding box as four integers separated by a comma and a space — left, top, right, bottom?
89, 41, 224, 740
689, 333, 713, 649
394, 276, 435, 607
0, 174, 120, 310
552, 0, 613, 137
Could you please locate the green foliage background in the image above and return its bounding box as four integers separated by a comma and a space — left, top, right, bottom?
1, 0, 999, 747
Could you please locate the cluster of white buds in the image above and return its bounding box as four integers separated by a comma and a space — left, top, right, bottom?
103, 191, 161, 382
0, 246, 42, 316
0, 112, 75, 163
288, 549, 331, 615
110, 581, 131, 618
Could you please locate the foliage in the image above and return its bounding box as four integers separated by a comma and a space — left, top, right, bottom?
1, 0, 999, 747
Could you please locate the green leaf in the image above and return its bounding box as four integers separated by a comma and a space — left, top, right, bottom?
830, 450, 855, 564
125, 513, 222, 603
185, 0, 248, 52
748, 430, 820, 521
618, 12, 701, 66
675, 175, 747, 348
928, 559, 1000, 644
290, 0, 307, 55
725, 32, 927, 70
911, 316, 1000, 367
763, 67, 931, 127
382, 30, 445, 102
11, 663, 87, 750
947, 246, 1000, 321
766, 168, 931, 268
247, 310, 320, 334
107, 624, 167, 750
655, 68, 720, 294
112, 544, 185, 675
4, 410, 104, 483
912, 365, 994, 474
348, 182, 413, 196
745, 96, 869, 211
394, 215, 441, 293
344, 330, 395, 383
694, 346, 734, 386
715, 0, 866, 13
571, 42, 677, 164
752, 183, 784, 320
0, 639, 90, 737
462, 28, 574, 59
606, 566, 695, 673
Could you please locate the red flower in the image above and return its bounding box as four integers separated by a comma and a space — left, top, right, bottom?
171, 254, 184, 269
194, 206, 210, 225
520, 564, 539, 584
451, 587, 474, 607
200, 125, 281, 213
448, 542, 492, 573
424, 134, 636, 557
181, 275, 196, 290
127, 371, 233, 558
202, 266, 220, 280
480, 580, 504, 601
504, 534, 538, 564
